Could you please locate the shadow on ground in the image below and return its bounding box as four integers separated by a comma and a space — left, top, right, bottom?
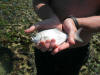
0, 45, 14, 75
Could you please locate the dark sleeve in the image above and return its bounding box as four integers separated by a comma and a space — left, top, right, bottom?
95, 1, 100, 15
32, 0, 56, 19
95, 10, 100, 15
32, 0, 49, 6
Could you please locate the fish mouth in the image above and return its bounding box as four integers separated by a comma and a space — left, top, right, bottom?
31, 33, 42, 44
31, 37, 38, 44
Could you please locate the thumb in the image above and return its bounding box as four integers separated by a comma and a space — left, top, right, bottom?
24, 26, 36, 33
68, 31, 76, 45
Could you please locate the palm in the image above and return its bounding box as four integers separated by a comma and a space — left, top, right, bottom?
51, 18, 77, 54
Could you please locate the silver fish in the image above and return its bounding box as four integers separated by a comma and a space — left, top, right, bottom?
31, 28, 83, 45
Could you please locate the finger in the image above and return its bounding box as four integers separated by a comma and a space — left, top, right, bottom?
48, 39, 58, 52
68, 31, 76, 45
39, 41, 48, 52
51, 42, 70, 55
40, 40, 52, 52
45, 40, 51, 49
51, 47, 59, 55
36, 44, 46, 52
50, 39, 56, 48
39, 41, 45, 47
58, 42, 70, 50
24, 26, 36, 33
36, 45, 41, 50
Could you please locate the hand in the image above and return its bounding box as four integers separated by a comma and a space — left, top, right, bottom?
25, 18, 77, 54
24, 18, 63, 52
33, 18, 77, 54
24, 17, 62, 33
51, 18, 77, 55
36, 39, 58, 52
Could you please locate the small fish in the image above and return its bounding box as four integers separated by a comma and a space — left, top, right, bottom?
31, 28, 83, 45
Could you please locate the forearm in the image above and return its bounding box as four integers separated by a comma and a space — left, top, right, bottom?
34, 17, 62, 31
77, 16, 100, 32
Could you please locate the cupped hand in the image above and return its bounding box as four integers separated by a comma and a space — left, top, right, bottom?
24, 18, 63, 52
24, 18, 77, 54
34, 18, 77, 55
51, 18, 77, 55
36, 39, 58, 52
24, 17, 62, 33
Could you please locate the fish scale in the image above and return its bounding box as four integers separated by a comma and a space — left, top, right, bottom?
31, 28, 68, 45
31, 28, 83, 45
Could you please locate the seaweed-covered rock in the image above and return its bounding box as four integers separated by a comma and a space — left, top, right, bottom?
0, 0, 39, 75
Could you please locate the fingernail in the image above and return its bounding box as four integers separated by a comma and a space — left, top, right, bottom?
55, 45, 58, 48
46, 40, 50, 43
40, 41, 45, 45
51, 39, 56, 42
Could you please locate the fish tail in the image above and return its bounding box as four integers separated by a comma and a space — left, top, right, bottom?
75, 28, 83, 42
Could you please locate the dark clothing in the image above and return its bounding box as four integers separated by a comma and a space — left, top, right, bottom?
34, 44, 89, 75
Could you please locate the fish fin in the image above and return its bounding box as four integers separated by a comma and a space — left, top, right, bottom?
75, 28, 83, 42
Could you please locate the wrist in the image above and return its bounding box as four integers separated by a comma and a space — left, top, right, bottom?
68, 16, 80, 29
63, 18, 77, 31
76, 18, 85, 28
